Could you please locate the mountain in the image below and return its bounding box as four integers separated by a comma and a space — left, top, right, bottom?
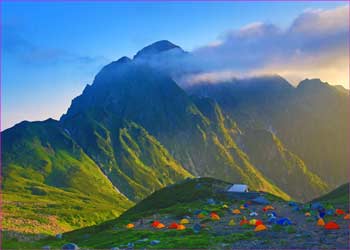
2, 119, 132, 235
187, 77, 349, 189
60, 57, 289, 201
311, 182, 349, 206
238, 129, 328, 201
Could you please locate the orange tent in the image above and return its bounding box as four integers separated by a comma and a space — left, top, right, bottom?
232, 209, 241, 214
177, 224, 186, 230
324, 221, 340, 230
197, 213, 206, 219
210, 212, 220, 220
156, 223, 165, 229
262, 205, 274, 212
126, 223, 135, 229
255, 224, 267, 232
335, 209, 345, 216
317, 218, 325, 226
151, 221, 161, 228
344, 214, 350, 220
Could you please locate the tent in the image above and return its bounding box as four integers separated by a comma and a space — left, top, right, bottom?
324, 221, 340, 230
156, 223, 165, 229
250, 212, 258, 217
268, 217, 277, 224
177, 224, 186, 230
277, 218, 291, 226
319, 211, 326, 218
180, 218, 190, 224
249, 219, 257, 225
168, 222, 179, 229
251, 196, 269, 205
227, 184, 249, 193
317, 218, 325, 226
255, 224, 267, 232
304, 212, 311, 217
151, 221, 161, 228
288, 201, 297, 207
197, 213, 206, 219
232, 209, 241, 214
335, 209, 345, 215
344, 214, 350, 220
326, 209, 334, 216
267, 212, 276, 217
207, 198, 216, 205
255, 220, 263, 226
228, 219, 236, 226
126, 223, 135, 229
222, 204, 229, 209
311, 202, 323, 210
193, 223, 201, 233
263, 205, 274, 212
210, 212, 220, 220
62, 243, 79, 250
240, 219, 249, 226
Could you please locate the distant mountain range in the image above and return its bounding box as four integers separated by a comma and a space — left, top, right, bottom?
2, 40, 348, 234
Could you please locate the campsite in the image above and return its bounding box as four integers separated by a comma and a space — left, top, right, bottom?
4, 178, 349, 249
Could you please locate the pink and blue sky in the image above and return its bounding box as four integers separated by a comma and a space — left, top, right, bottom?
1, 1, 349, 130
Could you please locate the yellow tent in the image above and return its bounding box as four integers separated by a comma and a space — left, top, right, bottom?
126, 223, 135, 229
249, 219, 257, 225
232, 209, 241, 214
228, 219, 235, 226
255, 224, 267, 232
317, 218, 325, 226
180, 218, 190, 224
240, 205, 245, 210
222, 204, 229, 209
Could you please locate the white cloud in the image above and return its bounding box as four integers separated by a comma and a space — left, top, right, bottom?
184, 5, 349, 87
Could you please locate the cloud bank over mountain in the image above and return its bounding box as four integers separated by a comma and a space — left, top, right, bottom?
175, 6, 349, 87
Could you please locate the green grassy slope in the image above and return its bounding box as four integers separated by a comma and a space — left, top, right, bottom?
311, 183, 349, 206
2, 119, 132, 235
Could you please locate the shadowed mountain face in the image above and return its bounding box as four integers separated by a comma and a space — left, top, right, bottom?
187, 77, 349, 188
2, 40, 346, 234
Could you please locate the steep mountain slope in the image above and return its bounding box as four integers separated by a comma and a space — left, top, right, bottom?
2, 119, 132, 234
187, 77, 349, 188
238, 129, 328, 201
311, 182, 349, 206
60, 53, 289, 200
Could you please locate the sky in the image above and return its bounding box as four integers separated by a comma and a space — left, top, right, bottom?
1, 1, 349, 130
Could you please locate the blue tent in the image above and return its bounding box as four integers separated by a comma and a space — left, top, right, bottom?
193, 223, 201, 233
62, 243, 79, 250
268, 217, 277, 224
207, 198, 216, 205
251, 196, 269, 205
311, 202, 323, 210
288, 201, 297, 207
277, 218, 292, 226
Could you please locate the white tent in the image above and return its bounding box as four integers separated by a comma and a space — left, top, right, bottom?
227, 184, 248, 193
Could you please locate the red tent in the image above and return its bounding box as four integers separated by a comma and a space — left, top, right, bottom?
324, 221, 340, 230
168, 222, 179, 229
151, 221, 161, 228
